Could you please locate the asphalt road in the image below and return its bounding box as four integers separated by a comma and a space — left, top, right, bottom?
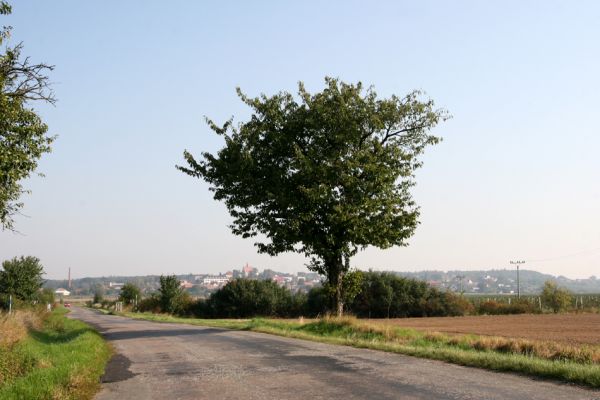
69, 307, 599, 400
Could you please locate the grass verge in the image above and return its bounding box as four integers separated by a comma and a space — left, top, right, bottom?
0, 308, 111, 400
118, 311, 600, 388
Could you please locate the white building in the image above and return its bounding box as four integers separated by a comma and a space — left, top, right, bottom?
203, 276, 230, 285
109, 282, 125, 289
55, 288, 70, 296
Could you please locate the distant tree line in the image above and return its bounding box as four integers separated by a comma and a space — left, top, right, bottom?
128, 272, 579, 318
135, 271, 474, 318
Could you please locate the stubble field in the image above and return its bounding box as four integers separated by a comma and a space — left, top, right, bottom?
382, 313, 600, 345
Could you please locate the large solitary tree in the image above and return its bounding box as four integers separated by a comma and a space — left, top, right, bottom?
0, 1, 55, 231
179, 78, 447, 315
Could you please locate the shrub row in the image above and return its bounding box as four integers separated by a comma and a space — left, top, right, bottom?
137, 272, 475, 319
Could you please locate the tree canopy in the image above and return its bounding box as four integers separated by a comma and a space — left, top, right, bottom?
158, 275, 185, 314
0, 255, 45, 301
118, 283, 141, 306
207, 278, 293, 318
179, 78, 448, 315
541, 280, 572, 313
0, 1, 55, 231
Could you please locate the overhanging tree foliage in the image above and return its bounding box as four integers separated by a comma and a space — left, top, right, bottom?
0, 1, 55, 231
179, 78, 448, 315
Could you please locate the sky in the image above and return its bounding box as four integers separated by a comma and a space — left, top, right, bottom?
1, 1, 599, 280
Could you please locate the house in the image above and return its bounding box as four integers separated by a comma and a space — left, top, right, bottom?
272, 275, 286, 285
179, 280, 194, 289
55, 288, 70, 296
202, 275, 230, 287
109, 282, 124, 289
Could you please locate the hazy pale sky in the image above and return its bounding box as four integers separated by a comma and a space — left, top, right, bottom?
1, 1, 599, 280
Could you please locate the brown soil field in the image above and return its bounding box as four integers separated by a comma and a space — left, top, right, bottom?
380, 313, 600, 345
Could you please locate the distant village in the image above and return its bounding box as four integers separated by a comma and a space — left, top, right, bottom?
180, 263, 322, 293
48, 263, 323, 298
46, 265, 600, 298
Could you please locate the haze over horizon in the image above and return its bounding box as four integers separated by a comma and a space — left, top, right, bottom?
1, 1, 599, 280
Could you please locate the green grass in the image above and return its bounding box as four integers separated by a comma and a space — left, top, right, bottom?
120, 311, 600, 388
0, 308, 111, 400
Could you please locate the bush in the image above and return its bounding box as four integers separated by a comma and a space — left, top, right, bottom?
541, 281, 572, 313
100, 299, 115, 310
132, 273, 478, 319
206, 279, 292, 318
477, 299, 537, 315
0, 256, 45, 302
118, 283, 141, 306
306, 286, 329, 316
348, 271, 473, 318
438, 292, 475, 316
137, 295, 161, 313
93, 288, 104, 304
158, 275, 185, 314
36, 288, 54, 305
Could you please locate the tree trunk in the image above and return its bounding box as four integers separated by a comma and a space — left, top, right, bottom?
325, 252, 348, 317
336, 277, 344, 317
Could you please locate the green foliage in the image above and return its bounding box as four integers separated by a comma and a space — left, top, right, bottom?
137, 294, 161, 313
179, 78, 448, 314
167, 274, 474, 319
477, 299, 537, 315
306, 286, 330, 316
0, 2, 55, 231
0, 309, 111, 399
92, 285, 104, 304
36, 288, 54, 305
0, 346, 36, 386
158, 275, 185, 314
322, 269, 364, 308
348, 271, 473, 318
0, 256, 45, 302
118, 283, 141, 305
541, 280, 572, 313
207, 278, 293, 318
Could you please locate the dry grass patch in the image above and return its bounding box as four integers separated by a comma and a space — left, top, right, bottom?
0, 310, 42, 348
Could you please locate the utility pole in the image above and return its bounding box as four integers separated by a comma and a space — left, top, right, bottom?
510, 260, 525, 299
456, 275, 465, 294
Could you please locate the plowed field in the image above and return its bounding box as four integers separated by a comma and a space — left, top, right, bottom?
382, 313, 600, 345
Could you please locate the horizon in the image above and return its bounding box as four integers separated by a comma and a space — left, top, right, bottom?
44, 265, 595, 282
1, 1, 599, 280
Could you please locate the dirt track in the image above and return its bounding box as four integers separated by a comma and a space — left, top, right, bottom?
383, 313, 600, 345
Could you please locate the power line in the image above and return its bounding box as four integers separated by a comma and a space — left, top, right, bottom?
526, 246, 600, 263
